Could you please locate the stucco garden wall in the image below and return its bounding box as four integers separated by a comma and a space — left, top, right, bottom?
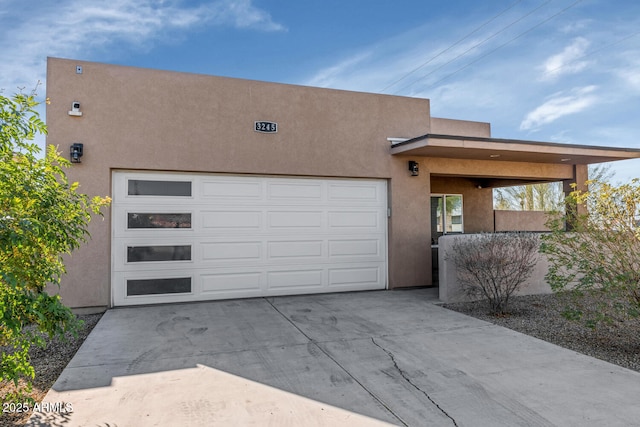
438, 233, 553, 303
494, 210, 551, 232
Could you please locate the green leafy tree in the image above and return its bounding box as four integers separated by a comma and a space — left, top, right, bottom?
540, 179, 640, 327
0, 89, 110, 401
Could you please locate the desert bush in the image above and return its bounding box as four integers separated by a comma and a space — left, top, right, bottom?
540, 179, 640, 327
447, 233, 539, 314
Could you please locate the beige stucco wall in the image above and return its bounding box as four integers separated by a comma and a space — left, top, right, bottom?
45, 58, 593, 309
494, 210, 551, 232
46, 58, 436, 308
430, 117, 491, 138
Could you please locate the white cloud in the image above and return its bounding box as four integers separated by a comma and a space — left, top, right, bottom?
520, 86, 598, 131
303, 52, 373, 89
621, 69, 640, 90
539, 37, 591, 81
616, 60, 640, 92
300, 26, 500, 97
560, 19, 593, 34
0, 0, 284, 91
548, 129, 574, 144
217, 0, 284, 30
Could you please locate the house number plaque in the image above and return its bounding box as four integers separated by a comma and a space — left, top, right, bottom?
255, 121, 278, 133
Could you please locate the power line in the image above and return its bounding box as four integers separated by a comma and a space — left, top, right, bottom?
393, 0, 554, 94
541, 31, 640, 78
420, 0, 585, 92
379, 0, 525, 93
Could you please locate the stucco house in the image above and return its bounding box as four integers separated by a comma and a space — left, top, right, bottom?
45, 57, 640, 312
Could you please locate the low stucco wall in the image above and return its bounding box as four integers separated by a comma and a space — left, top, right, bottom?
494, 210, 551, 232
438, 234, 552, 303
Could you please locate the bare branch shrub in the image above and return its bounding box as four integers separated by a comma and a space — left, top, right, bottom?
447, 233, 539, 314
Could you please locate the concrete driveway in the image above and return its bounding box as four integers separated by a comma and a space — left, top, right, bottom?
30, 289, 640, 426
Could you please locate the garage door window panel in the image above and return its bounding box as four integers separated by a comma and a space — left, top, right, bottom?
128, 180, 192, 197
127, 213, 192, 229
127, 245, 192, 262
126, 277, 192, 296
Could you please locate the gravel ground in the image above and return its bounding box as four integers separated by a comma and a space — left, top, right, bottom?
443, 292, 640, 373
0, 313, 103, 427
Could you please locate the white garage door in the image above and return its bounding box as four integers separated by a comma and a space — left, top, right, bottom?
112, 172, 388, 306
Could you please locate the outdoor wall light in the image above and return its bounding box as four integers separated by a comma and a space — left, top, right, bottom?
408, 160, 419, 176
70, 143, 84, 163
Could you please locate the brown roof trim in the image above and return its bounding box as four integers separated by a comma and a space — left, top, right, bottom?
393, 133, 640, 154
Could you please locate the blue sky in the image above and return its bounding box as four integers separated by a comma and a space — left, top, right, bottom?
2, 0, 640, 181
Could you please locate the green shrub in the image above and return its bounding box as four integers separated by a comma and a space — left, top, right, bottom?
0, 90, 109, 401
541, 179, 640, 327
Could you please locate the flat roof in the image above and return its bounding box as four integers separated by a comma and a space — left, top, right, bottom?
390, 134, 640, 164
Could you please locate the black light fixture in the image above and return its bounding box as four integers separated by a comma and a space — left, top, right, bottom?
70, 143, 83, 163
408, 160, 419, 176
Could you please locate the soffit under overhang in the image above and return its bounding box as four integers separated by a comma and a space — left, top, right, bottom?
390, 134, 640, 165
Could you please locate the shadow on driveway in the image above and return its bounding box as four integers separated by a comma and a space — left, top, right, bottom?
29, 289, 640, 426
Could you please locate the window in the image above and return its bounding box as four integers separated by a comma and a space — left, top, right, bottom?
431, 194, 463, 237
127, 245, 191, 262
127, 277, 191, 296
127, 213, 192, 229
128, 179, 192, 196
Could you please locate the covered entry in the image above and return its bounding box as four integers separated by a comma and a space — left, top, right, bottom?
390, 131, 640, 287
112, 172, 388, 306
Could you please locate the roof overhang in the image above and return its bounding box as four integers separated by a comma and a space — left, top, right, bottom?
389, 134, 640, 164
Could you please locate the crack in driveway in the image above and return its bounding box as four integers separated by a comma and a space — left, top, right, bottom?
370, 338, 459, 427
265, 298, 408, 426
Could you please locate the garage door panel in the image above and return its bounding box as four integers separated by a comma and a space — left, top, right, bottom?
266, 269, 324, 291
267, 210, 323, 229
112, 172, 387, 306
127, 179, 193, 197
201, 179, 263, 199
267, 240, 324, 260
329, 266, 381, 288
113, 207, 196, 238
201, 271, 263, 296
329, 239, 381, 259
267, 181, 323, 200
112, 271, 197, 305
113, 172, 195, 203
201, 241, 262, 262
328, 210, 381, 230
201, 210, 263, 231
114, 238, 197, 272
126, 244, 192, 263
126, 276, 192, 296
328, 182, 381, 202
